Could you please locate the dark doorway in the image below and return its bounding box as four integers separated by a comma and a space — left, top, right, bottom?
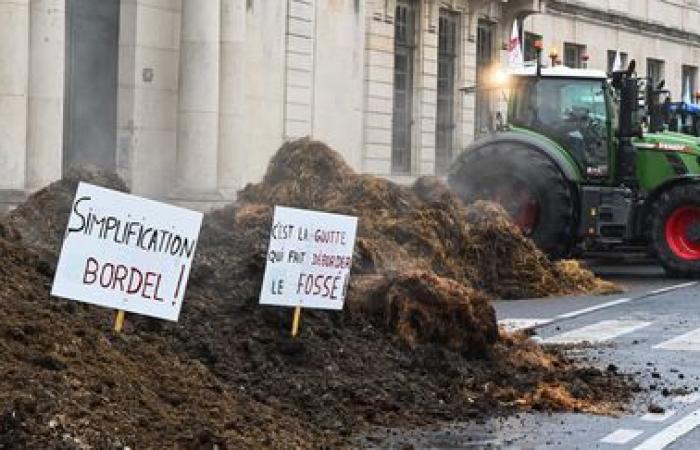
64, 0, 120, 172
392, 0, 416, 175
436, 9, 458, 174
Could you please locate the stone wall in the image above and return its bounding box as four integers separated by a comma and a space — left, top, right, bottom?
528, 0, 700, 97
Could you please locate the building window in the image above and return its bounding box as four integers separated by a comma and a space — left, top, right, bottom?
392, 0, 416, 174
435, 9, 458, 174
607, 50, 628, 73
523, 32, 542, 63
563, 43, 586, 69
682, 65, 697, 102
647, 58, 665, 87
475, 19, 495, 135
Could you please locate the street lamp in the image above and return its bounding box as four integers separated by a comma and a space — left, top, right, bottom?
548, 47, 558, 66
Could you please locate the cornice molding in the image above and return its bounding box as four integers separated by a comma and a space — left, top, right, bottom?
545, 0, 700, 46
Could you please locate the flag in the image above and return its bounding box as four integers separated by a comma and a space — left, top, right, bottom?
508, 21, 524, 68
612, 51, 622, 72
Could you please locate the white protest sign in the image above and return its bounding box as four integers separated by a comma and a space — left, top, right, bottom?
260, 206, 358, 310
51, 182, 203, 321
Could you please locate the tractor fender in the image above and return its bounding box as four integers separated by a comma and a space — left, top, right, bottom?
637, 175, 700, 238
457, 131, 582, 182
644, 175, 700, 208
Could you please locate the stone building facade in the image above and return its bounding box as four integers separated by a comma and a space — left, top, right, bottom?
2, 0, 632, 213
523, 1, 700, 99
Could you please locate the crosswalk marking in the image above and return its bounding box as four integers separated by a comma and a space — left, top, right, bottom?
641, 410, 676, 422
544, 319, 652, 344
654, 328, 700, 351
600, 428, 644, 444
633, 407, 700, 450
555, 297, 632, 320
673, 393, 700, 404
647, 282, 697, 295
498, 318, 552, 332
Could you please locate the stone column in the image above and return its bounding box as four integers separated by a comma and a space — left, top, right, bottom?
26, 0, 65, 190
218, 0, 247, 199
0, 0, 30, 193
174, 0, 221, 202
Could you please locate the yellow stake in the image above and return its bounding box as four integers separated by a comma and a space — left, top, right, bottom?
114, 310, 126, 333
291, 306, 302, 337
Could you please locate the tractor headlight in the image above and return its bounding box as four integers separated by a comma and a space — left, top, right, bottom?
490, 67, 510, 89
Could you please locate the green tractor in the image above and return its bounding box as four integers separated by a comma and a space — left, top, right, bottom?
449, 59, 700, 276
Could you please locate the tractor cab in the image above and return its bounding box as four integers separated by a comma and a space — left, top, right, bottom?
506, 66, 612, 180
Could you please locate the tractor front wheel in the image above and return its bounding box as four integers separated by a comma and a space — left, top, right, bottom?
651, 183, 700, 277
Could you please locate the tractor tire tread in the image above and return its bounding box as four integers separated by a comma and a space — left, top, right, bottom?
449, 142, 576, 259
650, 182, 700, 278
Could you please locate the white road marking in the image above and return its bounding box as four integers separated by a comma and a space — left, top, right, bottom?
497, 281, 696, 334
554, 297, 632, 320
552, 282, 695, 323
673, 393, 700, 404
600, 428, 644, 444
641, 410, 676, 422
633, 407, 700, 450
544, 319, 652, 344
647, 282, 697, 295
498, 318, 552, 332
654, 328, 700, 351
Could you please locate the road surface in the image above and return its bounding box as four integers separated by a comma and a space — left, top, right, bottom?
365, 259, 700, 449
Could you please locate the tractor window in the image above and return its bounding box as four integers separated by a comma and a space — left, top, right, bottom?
511, 78, 610, 175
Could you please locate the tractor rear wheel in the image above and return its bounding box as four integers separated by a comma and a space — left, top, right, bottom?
448, 143, 576, 259
650, 183, 700, 277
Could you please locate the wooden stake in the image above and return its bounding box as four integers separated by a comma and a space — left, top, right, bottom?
114, 310, 126, 333
291, 306, 302, 337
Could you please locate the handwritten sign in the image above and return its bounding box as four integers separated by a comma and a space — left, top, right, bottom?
260, 206, 358, 310
51, 182, 203, 322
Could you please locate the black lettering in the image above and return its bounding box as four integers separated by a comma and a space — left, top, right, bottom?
170, 235, 182, 256
68, 196, 91, 234
182, 237, 196, 259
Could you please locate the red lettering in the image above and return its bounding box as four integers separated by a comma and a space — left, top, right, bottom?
330, 276, 341, 300
323, 276, 333, 298
127, 267, 143, 294
295, 273, 345, 300
304, 274, 314, 295
153, 274, 164, 301
313, 274, 323, 295
142, 272, 157, 299
83, 257, 98, 284
112, 265, 128, 291
296, 273, 305, 295
99, 263, 114, 288
79, 257, 167, 302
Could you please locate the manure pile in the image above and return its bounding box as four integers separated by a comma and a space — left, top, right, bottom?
0, 139, 630, 448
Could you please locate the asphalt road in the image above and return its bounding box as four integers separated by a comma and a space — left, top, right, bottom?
365, 260, 700, 449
